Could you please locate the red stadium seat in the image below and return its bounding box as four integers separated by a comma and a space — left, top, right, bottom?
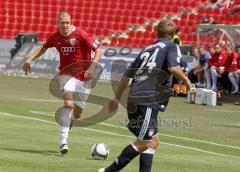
1, 0, 238, 46
110, 37, 118, 46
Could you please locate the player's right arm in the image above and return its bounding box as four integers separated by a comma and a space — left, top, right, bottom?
22, 47, 46, 75
108, 55, 140, 112
108, 76, 130, 112
23, 33, 55, 75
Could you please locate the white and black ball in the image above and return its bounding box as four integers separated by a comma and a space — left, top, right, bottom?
91, 143, 109, 160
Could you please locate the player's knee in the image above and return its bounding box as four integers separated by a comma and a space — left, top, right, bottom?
64, 105, 73, 110
134, 140, 149, 153
73, 107, 83, 119
64, 100, 74, 108
149, 136, 160, 149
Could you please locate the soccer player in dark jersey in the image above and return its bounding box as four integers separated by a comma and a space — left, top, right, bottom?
98, 19, 191, 172
23, 11, 103, 154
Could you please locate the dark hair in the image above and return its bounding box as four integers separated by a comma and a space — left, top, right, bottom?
236, 45, 240, 49
157, 19, 176, 39
175, 28, 180, 34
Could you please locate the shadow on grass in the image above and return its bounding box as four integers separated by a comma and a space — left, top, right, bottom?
0, 147, 62, 157
85, 157, 106, 161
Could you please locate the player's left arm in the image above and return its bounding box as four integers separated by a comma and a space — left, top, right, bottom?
167, 43, 191, 88
84, 48, 103, 81
79, 29, 104, 80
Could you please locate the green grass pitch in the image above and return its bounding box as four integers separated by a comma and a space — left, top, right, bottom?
0, 75, 240, 172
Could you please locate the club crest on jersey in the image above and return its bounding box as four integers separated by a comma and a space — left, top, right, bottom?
148, 129, 154, 137
70, 38, 76, 45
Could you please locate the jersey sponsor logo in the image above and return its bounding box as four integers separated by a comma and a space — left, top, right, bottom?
93, 39, 100, 48
61, 47, 76, 53
148, 129, 154, 137
69, 38, 76, 45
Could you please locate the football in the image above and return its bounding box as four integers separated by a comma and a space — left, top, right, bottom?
91, 143, 109, 160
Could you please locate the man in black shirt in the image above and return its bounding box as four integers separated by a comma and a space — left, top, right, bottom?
99, 19, 191, 172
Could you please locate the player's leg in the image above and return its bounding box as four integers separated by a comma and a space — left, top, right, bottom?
139, 135, 159, 172
71, 79, 91, 127
210, 66, 218, 91
101, 106, 159, 172
59, 92, 74, 154
205, 67, 212, 89
57, 75, 75, 154
101, 134, 159, 172
196, 67, 202, 85
228, 72, 239, 94
103, 137, 159, 172
138, 108, 159, 172
73, 105, 83, 119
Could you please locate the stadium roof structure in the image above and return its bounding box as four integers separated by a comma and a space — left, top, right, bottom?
197, 24, 240, 48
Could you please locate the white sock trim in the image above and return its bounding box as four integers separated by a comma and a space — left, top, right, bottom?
142, 148, 155, 155
131, 144, 139, 152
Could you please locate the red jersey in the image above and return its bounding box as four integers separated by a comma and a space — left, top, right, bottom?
238, 54, 240, 69
42, 26, 101, 80
212, 48, 227, 67
224, 52, 238, 72
208, 53, 218, 67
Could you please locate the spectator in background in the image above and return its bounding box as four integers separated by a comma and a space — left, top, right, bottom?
211, 0, 231, 9
235, 45, 240, 87
210, 43, 227, 91
201, 16, 210, 24
224, 46, 239, 93
185, 46, 199, 83
209, 16, 218, 24
206, 45, 217, 89
236, 45, 240, 73
227, 0, 240, 16
234, 45, 240, 105
200, 16, 218, 34
173, 28, 183, 46
194, 46, 211, 87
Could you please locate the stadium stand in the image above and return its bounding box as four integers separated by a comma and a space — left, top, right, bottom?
0, 0, 240, 48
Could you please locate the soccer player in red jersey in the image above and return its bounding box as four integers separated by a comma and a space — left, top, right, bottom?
224, 46, 239, 94
205, 45, 217, 89
23, 11, 103, 154
210, 43, 227, 91
236, 45, 240, 74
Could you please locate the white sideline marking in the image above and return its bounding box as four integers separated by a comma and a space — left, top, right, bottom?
30, 110, 54, 116
29, 110, 240, 150
0, 111, 240, 159
218, 123, 240, 126
21, 98, 61, 102
0, 112, 55, 124
159, 133, 240, 150
160, 142, 240, 159
204, 109, 240, 113
97, 122, 240, 150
